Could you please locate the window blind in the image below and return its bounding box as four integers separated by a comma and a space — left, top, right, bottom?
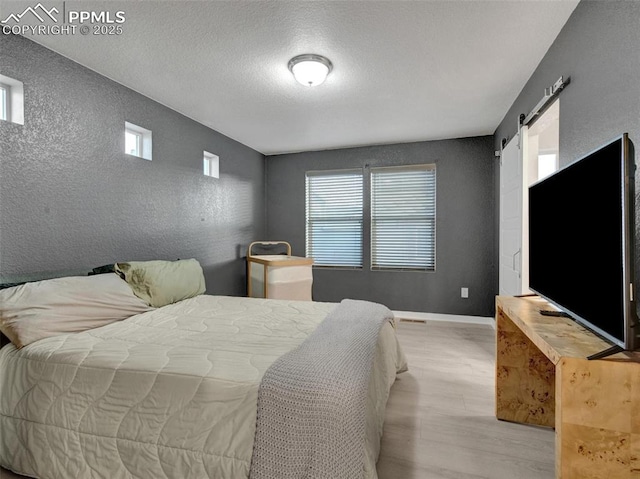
371, 165, 436, 270
306, 170, 364, 267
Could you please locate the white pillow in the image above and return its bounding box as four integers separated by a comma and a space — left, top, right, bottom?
0, 273, 153, 348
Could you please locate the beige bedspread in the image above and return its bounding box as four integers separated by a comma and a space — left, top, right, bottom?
0, 295, 406, 479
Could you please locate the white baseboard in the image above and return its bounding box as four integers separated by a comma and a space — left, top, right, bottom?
392, 310, 495, 328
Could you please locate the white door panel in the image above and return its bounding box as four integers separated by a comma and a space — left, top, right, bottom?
499, 135, 525, 296
499, 103, 558, 298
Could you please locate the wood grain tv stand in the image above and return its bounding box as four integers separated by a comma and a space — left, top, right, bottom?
495, 295, 640, 479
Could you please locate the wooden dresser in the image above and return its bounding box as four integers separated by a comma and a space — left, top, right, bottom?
495, 295, 640, 479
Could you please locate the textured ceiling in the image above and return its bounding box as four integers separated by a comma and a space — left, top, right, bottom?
5, 0, 579, 154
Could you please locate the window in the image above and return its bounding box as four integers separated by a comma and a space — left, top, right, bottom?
0, 84, 8, 121
125, 129, 141, 156
537, 154, 557, 180
371, 165, 436, 271
0, 74, 24, 125
124, 121, 152, 160
305, 170, 363, 267
203, 151, 219, 178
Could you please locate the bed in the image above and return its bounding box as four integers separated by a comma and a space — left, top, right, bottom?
0, 264, 407, 479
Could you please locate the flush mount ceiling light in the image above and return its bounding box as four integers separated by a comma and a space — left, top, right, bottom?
288, 54, 333, 87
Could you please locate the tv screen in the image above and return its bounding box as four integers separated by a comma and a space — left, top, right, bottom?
528, 134, 636, 350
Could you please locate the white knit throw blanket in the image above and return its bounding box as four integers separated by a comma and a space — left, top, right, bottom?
249, 299, 394, 479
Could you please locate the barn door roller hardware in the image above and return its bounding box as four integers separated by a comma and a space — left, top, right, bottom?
517, 75, 570, 147
522, 76, 570, 126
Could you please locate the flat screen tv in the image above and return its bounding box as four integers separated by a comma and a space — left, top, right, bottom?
528, 133, 638, 355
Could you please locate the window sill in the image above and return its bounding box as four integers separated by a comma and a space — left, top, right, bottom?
312, 265, 363, 271
371, 267, 435, 273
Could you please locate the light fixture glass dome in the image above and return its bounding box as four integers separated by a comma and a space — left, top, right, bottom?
288, 54, 333, 87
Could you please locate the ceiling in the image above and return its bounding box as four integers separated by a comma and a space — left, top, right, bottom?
7, 0, 579, 155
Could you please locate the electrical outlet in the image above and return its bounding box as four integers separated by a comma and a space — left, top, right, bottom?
461, 287, 469, 298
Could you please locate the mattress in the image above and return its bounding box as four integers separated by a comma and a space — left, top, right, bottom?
0, 295, 407, 479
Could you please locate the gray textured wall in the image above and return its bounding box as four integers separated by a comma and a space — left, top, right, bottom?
493, 1, 640, 293
266, 137, 496, 317
0, 35, 266, 295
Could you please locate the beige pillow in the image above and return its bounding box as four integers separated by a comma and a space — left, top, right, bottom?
114, 259, 206, 308
0, 273, 153, 349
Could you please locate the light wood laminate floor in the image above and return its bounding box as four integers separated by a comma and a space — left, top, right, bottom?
376, 320, 555, 479
1, 319, 554, 479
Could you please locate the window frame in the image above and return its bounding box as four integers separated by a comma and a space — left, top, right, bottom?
125, 129, 142, 157
370, 164, 437, 272
124, 121, 152, 160
305, 168, 364, 269
0, 83, 10, 122
0, 74, 23, 125
203, 151, 219, 178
